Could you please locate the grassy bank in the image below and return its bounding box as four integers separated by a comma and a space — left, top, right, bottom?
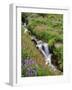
21, 26, 62, 76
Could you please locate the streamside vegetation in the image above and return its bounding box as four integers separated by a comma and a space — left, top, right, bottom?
21, 12, 63, 77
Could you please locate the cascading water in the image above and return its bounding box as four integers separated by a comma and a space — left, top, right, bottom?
42, 43, 49, 57
36, 41, 51, 64
36, 41, 56, 70
23, 22, 28, 33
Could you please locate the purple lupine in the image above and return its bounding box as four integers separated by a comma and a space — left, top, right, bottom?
22, 58, 37, 76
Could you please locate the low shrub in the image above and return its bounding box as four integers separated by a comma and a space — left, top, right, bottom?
52, 45, 63, 71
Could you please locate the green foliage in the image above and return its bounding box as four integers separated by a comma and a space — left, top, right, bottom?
53, 45, 63, 71
21, 48, 31, 59
37, 65, 54, 76
48, 38, 56, 46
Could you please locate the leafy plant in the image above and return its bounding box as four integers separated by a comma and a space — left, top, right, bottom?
53, 45, 63, 71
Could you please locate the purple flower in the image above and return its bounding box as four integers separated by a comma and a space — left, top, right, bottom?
22, 58, 37, 76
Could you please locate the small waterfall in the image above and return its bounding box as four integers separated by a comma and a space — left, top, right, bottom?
42, 43, 51, 64
31, 36, 51, 64
23, 22, 28, 33
24, 23, 26, 27
36, 40, 51, 64
42, 43, 49, 57
31, 36, 57, 70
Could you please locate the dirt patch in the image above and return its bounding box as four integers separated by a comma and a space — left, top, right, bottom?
34, 24, 48, 32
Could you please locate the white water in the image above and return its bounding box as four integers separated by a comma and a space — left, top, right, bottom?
23, 23, 28, 33
31, 35, 51, 64
36, 41, 51, 64
36, 41, 57, 71
43, 43, 49, 56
